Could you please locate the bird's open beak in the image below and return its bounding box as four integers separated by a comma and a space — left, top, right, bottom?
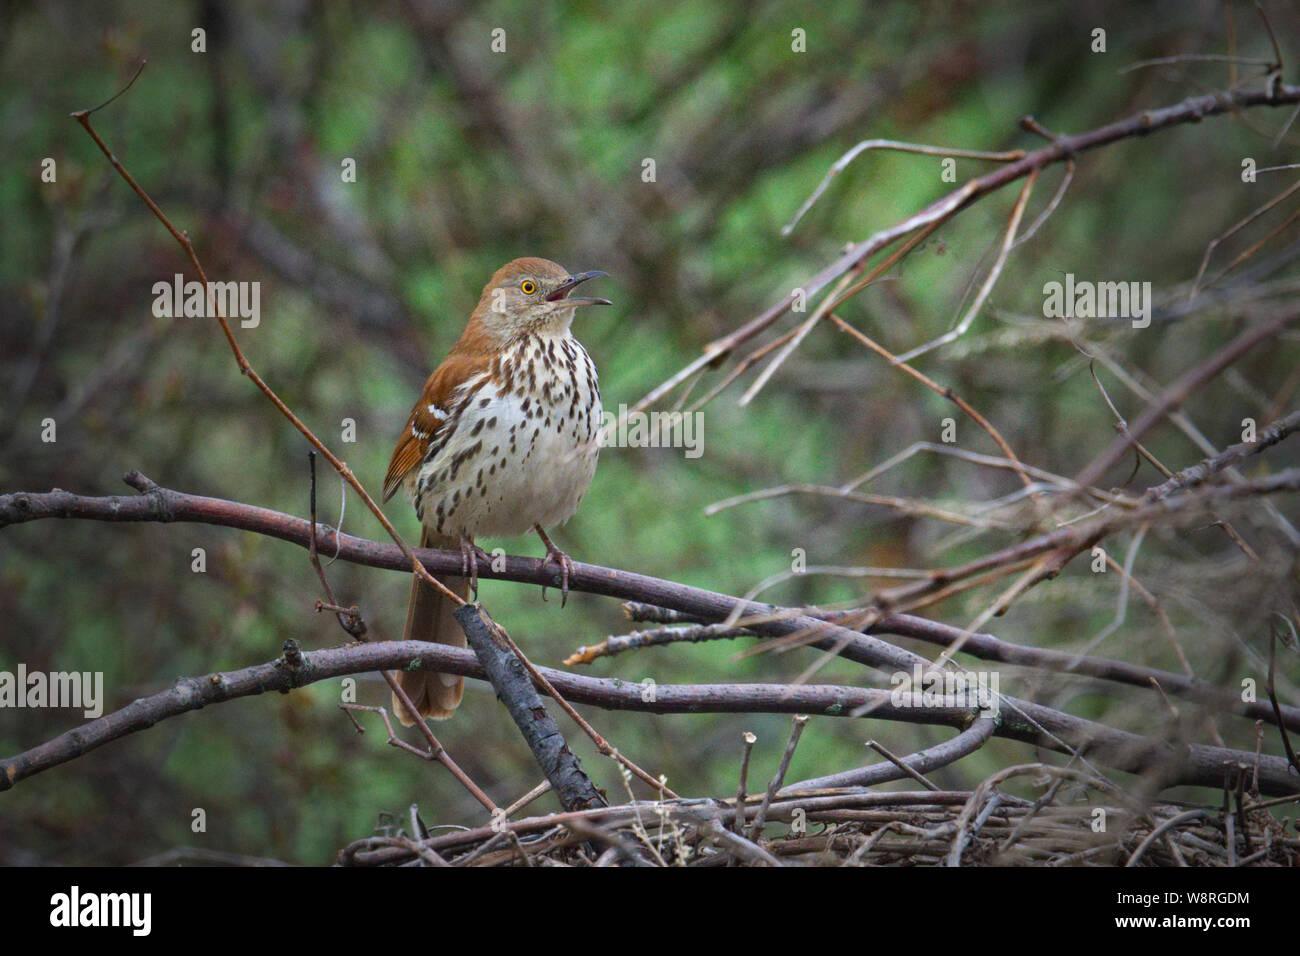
548, 270, 612, 307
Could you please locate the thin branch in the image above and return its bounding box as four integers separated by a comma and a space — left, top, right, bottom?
626, 83, 1300, 421
893, 169, 1037, 364
783, 139, 1026, 235
1073, 309, 1300, 490
747, 715, 810, 839
828, 312, 1039, 499
733, 732, 757, 835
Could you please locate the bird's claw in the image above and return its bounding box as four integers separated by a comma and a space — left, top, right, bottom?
459, 536, 488, 600
541, 547, 574, 607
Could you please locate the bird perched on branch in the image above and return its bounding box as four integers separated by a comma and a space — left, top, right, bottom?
383, 257, 611, 725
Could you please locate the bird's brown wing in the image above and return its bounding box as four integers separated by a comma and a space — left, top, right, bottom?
382, 351, 494, 503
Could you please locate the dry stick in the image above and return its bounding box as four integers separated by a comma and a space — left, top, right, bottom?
1190, 178, 1300, 300
12, 467, 1298, 742
1265, 363, 1300, 426
1125, 809, 1217, 867
1270, 98, 1300, 147
997, 773, 1075, 856
747, 715, 810, 840
1227, 1, 1240, 91
1267, 629, 1300, 776
68, 95, 493, 799
453, 603, 605, 812
339, 702, 459, 774
566, 622, 752, 666
708, 482, 1006, 529
738, 268, 858, 406
883, 555, 1045, 619
501, 779, 553, 819
1253, 0, 1287, 88
340, 790, 1252, 867
133, 472, 495, 811
883, 515, 1223, 791
306, 457, 496, 811
383, 835, 452, 868
866, 740, 943, 791
721, 557, 1044, 665
728, 478, 1274, 665
733, 732, 757, 835
307, 452, 365, 639
949, 764, 1109, 867
623, 602, 706, 625
687, 326, 800, 413
1013, 160, 1075, 248
1118, 53, 1277, 75
1087, 347, 1300, 546
836, 559, 1059, 735
758, 606, 885, 661
1089, 364, 1258, 563
565, 819, 654, 867
701, 818, 782, 867
1074, 309, 1300, 491
1234, 770, 1254, 859
827, 312, 1038, 499
858, 317, 1300, 616
1143, 406, 1300, 500
448, 828, 519, 868
1100, 552, 1198, 690
1089, 363, 1178, 480
1203, 206, 1300, 292
782, 139, 1027, 235
927, 553, 1062, 676
739, 209, 951, 408
893, 168, 1038, 365
867, 519, 1295, 727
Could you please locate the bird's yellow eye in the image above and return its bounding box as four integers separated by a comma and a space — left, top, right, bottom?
521, 280, 537, 295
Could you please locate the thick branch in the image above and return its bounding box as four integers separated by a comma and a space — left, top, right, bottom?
4, 475, 1300, 795
3, 636, 1298, 797
782, 716, 997, 792
454, 603, 605, 812
5, 473, 1297, 718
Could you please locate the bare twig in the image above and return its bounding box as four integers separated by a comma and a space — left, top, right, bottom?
733, 732, 757, 835
747, 715, 810, 839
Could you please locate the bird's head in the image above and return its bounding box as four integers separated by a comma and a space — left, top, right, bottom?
471, 257, 611, 340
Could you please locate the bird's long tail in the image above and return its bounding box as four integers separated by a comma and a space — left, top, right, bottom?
393, 528, 468, 725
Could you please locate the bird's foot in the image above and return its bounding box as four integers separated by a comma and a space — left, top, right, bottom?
534, 525, 574, 607
458, 535, 488, 600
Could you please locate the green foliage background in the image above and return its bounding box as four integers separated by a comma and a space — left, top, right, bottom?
1, 1, 1297, 863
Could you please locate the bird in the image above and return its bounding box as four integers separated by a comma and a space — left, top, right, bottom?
382, 257, 610, 726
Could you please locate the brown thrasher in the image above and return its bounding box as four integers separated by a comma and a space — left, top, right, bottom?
382, 257, 610, 725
